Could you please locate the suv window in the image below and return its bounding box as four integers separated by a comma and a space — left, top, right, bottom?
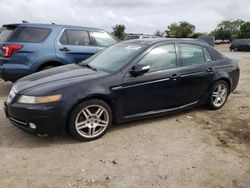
240, 40, 248, 45
60, 29, 90, 46
179, 44, 208, 65
0, 27, 15, 42
8, 27, 51, 43
138, 44, 177, 71
91, 32, 117, 47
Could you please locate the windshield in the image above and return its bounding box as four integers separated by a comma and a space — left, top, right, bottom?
0, 27, 15, 42
81, 43, 144, 72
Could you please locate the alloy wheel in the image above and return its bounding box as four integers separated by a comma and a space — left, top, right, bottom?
75, 105, 109, 138
212, 83, 228, 107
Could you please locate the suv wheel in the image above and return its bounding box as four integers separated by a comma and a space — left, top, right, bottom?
69, 99, 112, 141
207, 81, 229, 110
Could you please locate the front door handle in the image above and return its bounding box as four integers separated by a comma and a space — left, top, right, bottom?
207, 67, 214, 72
60, 47, 70, 51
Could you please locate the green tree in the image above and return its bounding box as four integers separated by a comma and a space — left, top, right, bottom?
165, 21, 195, 38
154, 29, 164, 37
210, 19, 245, 40
238, 22, 250, 38
112, 24, 126, 40
191, 32, 205, 38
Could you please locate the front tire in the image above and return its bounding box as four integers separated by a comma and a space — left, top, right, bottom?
207, 81, 229, 110
69, 99, 112, 141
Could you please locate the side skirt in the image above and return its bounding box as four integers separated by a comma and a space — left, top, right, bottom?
124, 101, 199, 119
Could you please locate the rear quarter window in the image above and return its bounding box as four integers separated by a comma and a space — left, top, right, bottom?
0, 27, 15, 42
8, 27, 51, 43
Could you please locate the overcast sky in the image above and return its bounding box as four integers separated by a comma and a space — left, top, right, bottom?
0, 0, 249, 34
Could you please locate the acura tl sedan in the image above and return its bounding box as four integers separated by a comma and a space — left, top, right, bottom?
4, 39, 240, 141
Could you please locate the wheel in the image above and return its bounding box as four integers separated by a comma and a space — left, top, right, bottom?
68, 99, 112, 141
207, 81, 229, 110
233, 47, 239, 52
40, 66, 56, 71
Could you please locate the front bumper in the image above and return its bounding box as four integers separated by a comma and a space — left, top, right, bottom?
4, 101, 67, 136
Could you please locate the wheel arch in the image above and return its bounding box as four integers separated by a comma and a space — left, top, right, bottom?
66, 94, 118, 132
212, 77, 232, 93
36, 61, 64, 72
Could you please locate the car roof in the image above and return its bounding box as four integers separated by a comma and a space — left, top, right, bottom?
122, 38, 209, 47
2, 23, 104, 31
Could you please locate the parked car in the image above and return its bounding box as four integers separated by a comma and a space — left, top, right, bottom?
4, 39, 240, 141
222, 39, 230, 44
230, 39, 250, 51
0, 23, 118, 82
125, 34, 159, 40
214, 39, 223, 45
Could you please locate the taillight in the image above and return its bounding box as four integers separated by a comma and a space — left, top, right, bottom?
2, 44, 23, 57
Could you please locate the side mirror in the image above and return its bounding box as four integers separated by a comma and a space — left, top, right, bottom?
130, 64, 150, 77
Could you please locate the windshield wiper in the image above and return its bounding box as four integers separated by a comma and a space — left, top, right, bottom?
80, 63, 97, 71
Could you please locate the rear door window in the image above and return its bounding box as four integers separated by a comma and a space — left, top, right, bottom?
90, 31, 117, 47
179, 44, 207, 65
8, 27, 51, 43
60, 29, 90, 46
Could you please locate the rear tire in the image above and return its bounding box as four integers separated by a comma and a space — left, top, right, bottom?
207, 81, 229, 110
68, 99, 112, 141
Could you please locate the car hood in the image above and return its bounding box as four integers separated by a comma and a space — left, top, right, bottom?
14, 64, 109, 94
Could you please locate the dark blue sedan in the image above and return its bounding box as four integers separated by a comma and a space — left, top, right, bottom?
4, 39, 240, 141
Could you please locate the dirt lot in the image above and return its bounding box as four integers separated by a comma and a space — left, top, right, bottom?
0, 44, 250, 188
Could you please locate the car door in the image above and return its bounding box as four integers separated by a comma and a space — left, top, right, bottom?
117, 44, 184, 117
175, 43, 214, 104
55, 29, 98, 64
89, 31, 118, 52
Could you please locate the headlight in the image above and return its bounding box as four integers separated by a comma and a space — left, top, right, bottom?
17, 94, 62, 104
6, 86, 17, 104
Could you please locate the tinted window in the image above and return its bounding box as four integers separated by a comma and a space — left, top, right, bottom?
138, 45, 176, 71
91, 32, 117, 47
240, 40, 248, 45
82, 43, 144, 72
203, 47, 212, 62
60, 29, 90, 46
0, 27, 15, 42
9, 27, 51, 43
179, 44, 205, 65
232, 40, 240, 45
125, 35, 140, 40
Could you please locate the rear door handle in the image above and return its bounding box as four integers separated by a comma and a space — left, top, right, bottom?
59, 47, 70, 51
207, 67, 214, 72
171, 74, 180, 80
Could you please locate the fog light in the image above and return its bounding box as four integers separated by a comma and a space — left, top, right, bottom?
29, 123, 37, 129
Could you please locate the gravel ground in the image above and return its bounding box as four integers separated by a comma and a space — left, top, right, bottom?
0, 44, 249, 188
